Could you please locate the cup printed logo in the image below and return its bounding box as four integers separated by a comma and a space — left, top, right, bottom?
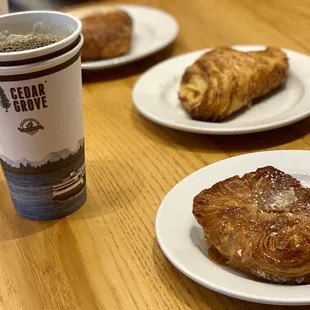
11, 82, 47, 113
18, 118, 44, 135
0, 86, 11, 112
0, 82, 48, 114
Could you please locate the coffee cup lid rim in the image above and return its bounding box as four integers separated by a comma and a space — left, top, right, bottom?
0, 34, 84, 78
0, 10, 82, 62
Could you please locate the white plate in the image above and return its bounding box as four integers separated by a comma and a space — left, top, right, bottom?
68, 5, 179, 70
156, 151, 310, 305
133, 46, 310, 134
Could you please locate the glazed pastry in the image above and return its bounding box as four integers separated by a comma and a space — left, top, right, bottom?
179, 47, 289, 121
193, 166, 310, 284
70, 6, 133, 61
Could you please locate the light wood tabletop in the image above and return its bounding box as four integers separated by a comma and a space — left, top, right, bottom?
1, 0, 310, 309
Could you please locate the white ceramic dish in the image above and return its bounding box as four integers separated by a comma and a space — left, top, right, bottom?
133, 46, 310, 135
68, 4, 179, 70
156, 151, 310, 305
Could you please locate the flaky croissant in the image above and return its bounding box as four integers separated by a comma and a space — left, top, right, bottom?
70, 7, 133, 61
179, 47, 289, 121
193, 166, 310, 284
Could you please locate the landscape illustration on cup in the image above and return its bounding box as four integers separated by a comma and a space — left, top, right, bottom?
0, 138, 87, 219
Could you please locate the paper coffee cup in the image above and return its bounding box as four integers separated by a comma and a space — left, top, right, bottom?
0, 12, 86, 220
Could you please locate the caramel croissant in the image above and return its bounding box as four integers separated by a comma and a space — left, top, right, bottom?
179, 47, 289, 121
193, 166, 310, 284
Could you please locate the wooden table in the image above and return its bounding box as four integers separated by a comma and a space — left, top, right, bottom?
1, 0, 310, 309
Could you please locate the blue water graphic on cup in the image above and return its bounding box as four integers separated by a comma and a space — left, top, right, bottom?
1, 138, 87, 220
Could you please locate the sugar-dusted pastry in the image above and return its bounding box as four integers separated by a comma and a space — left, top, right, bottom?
193, 166, 310, 284
70, 6, 133, 61
179, 47, 289, 121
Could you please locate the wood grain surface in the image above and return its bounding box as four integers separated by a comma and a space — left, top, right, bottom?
1, 0, 310, 309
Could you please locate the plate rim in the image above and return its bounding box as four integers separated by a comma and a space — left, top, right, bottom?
133, 45, 310, 135
155, 150, 310, 305
72, 4, 179, 70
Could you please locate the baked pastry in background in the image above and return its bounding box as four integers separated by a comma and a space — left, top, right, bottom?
193, 166, 310, 284
70, 7, 133, 61
179, 47, 289, 121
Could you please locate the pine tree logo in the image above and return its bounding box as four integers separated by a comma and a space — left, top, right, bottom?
0, 86, 11, 112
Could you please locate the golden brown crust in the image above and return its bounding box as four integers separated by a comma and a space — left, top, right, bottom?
179, 47, 289, 121
77, 8, 133, 61
193, 166, 310, 284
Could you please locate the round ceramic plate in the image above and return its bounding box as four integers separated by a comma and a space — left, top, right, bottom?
68, 5, 179, 70
156, 151, 310, 305
133, 46, 310, 134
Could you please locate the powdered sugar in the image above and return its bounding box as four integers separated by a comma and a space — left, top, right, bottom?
268, 188, 297, 209
295, 277, 304, 284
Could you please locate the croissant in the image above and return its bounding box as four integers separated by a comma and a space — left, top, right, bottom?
179, 47, 289, 121
70, 7, 133, 61
193, 166, 310, 284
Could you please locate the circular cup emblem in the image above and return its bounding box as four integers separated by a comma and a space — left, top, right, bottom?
18, 118, 44, 135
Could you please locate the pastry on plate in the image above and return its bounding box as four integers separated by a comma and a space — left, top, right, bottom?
179, 47, 289, 121
70, 6, 133, 61
193, 166, 310, 284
